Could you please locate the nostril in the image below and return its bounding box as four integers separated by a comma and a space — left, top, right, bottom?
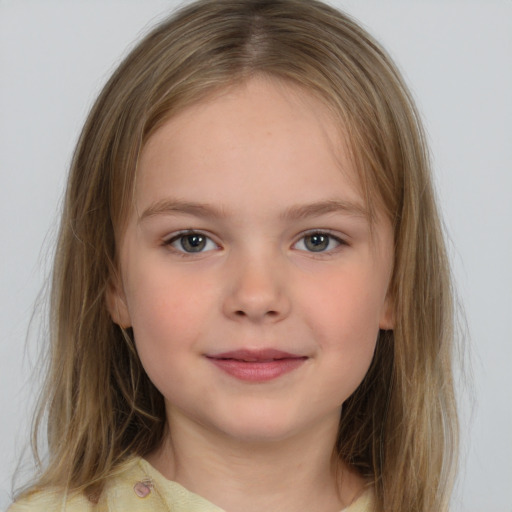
233, 309, 278, 318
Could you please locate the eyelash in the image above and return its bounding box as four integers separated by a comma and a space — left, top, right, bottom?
293, 230, 347, 254
163, 230, 220, 255
162, 230, 347, 255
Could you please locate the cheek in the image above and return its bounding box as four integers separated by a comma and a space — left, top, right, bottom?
126, 259, 214, 334
299, 269, 383, 386
123, 273, 210, 377
303, 267, 385, 341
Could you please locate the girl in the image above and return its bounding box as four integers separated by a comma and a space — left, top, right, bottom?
9, 0, 458, 511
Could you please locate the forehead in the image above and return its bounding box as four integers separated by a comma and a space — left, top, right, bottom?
136, 77, 365, 211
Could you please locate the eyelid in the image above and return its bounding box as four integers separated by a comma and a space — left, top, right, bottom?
163, 229, 220, 254
292, 229, 348, 253
160, 228, 348, 255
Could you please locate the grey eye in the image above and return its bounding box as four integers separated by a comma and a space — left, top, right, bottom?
304, 233, 330, 251
180, 234, 207, 252
294, 232, 343, 253
166, 232, 218, 253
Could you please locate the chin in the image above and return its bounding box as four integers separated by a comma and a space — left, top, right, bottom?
210, 408, 317, 445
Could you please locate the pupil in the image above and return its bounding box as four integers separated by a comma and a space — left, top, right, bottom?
306, 234, 328, 252
181, 234, 206, 252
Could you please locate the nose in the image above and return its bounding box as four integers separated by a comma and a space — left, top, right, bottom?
222, 253, 291, 323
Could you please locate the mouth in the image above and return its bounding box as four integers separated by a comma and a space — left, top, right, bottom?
206, 349, 308, 382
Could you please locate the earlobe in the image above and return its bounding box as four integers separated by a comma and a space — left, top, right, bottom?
379, 296, 395, 331
106, 276, 132, 328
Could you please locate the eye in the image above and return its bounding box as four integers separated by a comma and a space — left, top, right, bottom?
294, 232, 344, 253
165, 231, 218, 253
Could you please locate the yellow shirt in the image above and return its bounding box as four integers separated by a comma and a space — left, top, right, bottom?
8, 457, 373, 511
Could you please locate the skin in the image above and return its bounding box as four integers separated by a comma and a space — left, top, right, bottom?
108, 76, 394, 512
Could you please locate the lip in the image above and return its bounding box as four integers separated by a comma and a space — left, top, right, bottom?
206, 349, 308, 382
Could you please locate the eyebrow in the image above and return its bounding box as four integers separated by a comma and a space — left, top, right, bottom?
138, 198, 368, 223
139, 199, 228, 222
280, 199, 368, 220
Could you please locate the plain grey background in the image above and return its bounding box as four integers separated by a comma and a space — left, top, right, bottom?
1, 1, 511, 511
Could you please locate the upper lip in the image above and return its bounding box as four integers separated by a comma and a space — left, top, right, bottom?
206, 349, 306, 362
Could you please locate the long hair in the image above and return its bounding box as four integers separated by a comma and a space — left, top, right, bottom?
27, 1, 458, 510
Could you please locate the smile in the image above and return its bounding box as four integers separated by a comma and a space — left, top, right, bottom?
206, 349, 308, 382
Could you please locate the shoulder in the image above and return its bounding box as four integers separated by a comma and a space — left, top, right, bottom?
7, 488, 94, 512
106, 457, 225, 511
5, 458, 147, 512
343, 487, 374, 512
7, 457, 223, 512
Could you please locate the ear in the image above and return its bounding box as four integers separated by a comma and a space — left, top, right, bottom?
106, 274, 132, 328
379, 294, 395, 331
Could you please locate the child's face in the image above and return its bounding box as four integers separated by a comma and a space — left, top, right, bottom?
109, 77, 394, 443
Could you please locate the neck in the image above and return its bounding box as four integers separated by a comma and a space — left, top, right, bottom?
146, 411, 366, 512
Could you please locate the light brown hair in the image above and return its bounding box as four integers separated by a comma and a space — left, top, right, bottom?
26, 1, 458, 510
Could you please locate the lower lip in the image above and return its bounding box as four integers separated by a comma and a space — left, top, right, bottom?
208, 357, 307, 382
